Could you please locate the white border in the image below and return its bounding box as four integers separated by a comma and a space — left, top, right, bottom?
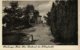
0, 0, 80, 50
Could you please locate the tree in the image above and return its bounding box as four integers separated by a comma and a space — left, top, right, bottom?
23, 5, 40, 27
47, 0, 78, 44
3, 1, 22, 29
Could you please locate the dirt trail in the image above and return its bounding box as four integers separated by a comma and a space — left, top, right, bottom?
22, 24, 55, 45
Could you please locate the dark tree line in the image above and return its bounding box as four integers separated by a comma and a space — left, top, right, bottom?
3, 1, 40, 30
47, 0, 78, 45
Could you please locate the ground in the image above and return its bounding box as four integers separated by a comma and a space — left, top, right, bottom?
21, 24, 55, 45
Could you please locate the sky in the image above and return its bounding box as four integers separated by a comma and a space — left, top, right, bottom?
2, 0, 55, 16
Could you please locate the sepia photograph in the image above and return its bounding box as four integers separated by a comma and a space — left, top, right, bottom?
2, 0, 78, 45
